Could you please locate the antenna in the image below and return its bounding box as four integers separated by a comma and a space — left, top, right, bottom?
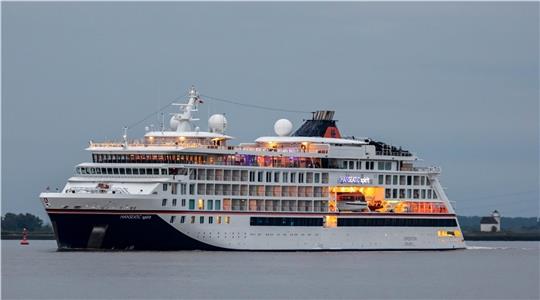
160, 112, 165, 132
122, 126, 128, 148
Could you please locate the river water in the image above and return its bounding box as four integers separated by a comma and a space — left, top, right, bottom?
1, 240, 538, 299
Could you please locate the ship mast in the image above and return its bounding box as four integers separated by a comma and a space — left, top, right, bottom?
170, 86, 202, 132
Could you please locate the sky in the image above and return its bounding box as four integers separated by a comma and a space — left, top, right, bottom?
2, 2, 539, 219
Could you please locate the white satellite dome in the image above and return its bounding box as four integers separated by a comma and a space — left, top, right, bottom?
208, 114, 227, 133
169, 116, 180, 131
274, 119, 293, 136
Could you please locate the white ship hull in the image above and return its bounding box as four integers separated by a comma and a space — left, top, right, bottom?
43, 194, 465, 251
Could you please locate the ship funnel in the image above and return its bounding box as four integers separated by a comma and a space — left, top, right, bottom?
312, 110, 335, 121
292, 110, 341, 138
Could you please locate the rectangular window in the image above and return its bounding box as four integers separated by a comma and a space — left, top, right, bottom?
225, 216, 231, 224
207, 200, 213, 210
119, 168, 125, 175
169, 216, 176, 223
407, 176, 412, 185
257, 171, 263, 182
133, 168, 139, 175
283, 172, 288, 183
356, 161, 362, 169
393, 175, 398, 185
385, 189, 391, 198
162, 199, 167, 206
200, 216, 204, 224
188, 199, 195, 210
249, 171, 255, 182
421, 176, 426, 185
427, 190, 432, 199
197, 199, 204, 210
337, 218, 457, 227
180, 216, 185, 223
209, 216, 213, 224
250, 217, 323, 227
378, 175, 384, 184
314, 173, 320, 183
163, 184, 168, 191
290, 173, 296, 183
298, 173, 304, 183
126, 168, 132, 175
385, 175, 391, 185
377, 162, 385, 170
181, 199, 186, 206
392, 189, 398, 199
172, 199, 177, 206
266, 172, 272, 183
190, 216, 195, 224
113, 168, 119, 175
274, 172, 280, 183
217, 216, 222, 224
215, 200, 221, 210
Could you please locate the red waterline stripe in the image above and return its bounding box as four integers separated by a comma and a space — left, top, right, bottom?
45, 208, 455, 218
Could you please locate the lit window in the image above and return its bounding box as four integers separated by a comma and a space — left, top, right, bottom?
225, 216, 231, 224
197, 199, 204, 210
217, 216, 222, 224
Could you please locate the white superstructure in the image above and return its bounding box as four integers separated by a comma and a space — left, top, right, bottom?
40, 86, 465, 250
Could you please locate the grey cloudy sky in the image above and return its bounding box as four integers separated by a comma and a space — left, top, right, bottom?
2, 2, 538, 219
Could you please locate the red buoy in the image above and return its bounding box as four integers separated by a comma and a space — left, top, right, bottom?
20, 228, 29, 245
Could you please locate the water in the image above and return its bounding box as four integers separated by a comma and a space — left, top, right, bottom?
2, 240, 539, 299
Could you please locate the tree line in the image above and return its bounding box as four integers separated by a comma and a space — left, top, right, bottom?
1, 213, 52, 233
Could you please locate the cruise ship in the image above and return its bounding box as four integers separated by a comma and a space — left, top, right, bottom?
40, 86, 466, 251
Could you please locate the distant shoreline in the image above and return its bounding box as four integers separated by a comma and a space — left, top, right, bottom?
463, 232, 540, 241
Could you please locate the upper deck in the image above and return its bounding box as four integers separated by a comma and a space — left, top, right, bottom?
87, 86, 417, 162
